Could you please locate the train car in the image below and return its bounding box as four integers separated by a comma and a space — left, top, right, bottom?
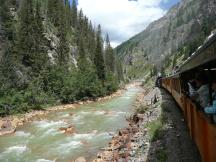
161, 32, 216, 162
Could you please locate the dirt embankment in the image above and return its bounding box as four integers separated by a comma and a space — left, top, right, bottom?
93, 87, 201, 162
0, 87, 126, 136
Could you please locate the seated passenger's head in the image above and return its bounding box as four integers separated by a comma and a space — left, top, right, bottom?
194, 72, 208, 87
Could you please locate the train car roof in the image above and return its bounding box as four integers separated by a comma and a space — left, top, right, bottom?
178, 32, 216, 73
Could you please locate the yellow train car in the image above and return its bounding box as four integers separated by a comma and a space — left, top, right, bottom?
161, 33, 216, 162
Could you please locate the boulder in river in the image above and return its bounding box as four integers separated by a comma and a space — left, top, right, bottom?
0, 127, 16, 136
1, 120, 12, 129
69, 112, 74, 116
59, 125, 76, 134
0, 121, 16, 136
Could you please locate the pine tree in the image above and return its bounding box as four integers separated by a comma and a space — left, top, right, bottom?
0, 0, 14, 41
64, 0, 71, 30
77, 9, 84, 32
87, 21, 96, 61
16, 0, 35, 67
15, 0, 48, 73
57, 0, 69, 66
71, 0, 77, 28
94, 25, 106, 81
0, 0, 17, 89
105, 34, 115, 73
83, 16, 89, 37
76, 35, 102, 100
116, 58, 124, 82
77, 36, 88, 71
47, 0, 61, 27
33, 0, 48, 70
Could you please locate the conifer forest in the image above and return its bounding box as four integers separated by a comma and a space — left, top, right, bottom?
0, 0, 124, 116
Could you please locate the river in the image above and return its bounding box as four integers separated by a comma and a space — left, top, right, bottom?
0, 85, 141, 162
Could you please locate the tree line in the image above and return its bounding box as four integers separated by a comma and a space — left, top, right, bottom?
0, 0, 124, 116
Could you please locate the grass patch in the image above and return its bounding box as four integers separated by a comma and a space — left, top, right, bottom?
156, 147, 167, 162
135, 105, 149, 114
146, 118, 164, 142
161, 102, 169, 124
145, 117, 167, 161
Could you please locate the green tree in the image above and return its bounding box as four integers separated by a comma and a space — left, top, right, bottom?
77, 36, 88, 71
105, 34, 115, 73
77, 10, 84, 32
64, 0, 71, 30
87, 21, 96, 61
33, 0, 49, 71
16, 0, 35, 68
15, 0, 48, 74
116, 58, 124, 82
0, 0, 17, 93
47, 0, 61, 27
172, 54, 178, 69
71, 0, 77, 28
202, 16, 211, 36
94, 25, 106, 81
150, 64, 157, 77
0, 0, 14, 41
57, 0, 69, 66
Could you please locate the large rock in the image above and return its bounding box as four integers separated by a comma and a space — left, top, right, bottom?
59, 125, 76, 134
1, 120, 12, 129
0, 120, 16, 136
1, 127, 16, 135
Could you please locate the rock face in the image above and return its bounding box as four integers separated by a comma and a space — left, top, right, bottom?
116, 0, 216, 68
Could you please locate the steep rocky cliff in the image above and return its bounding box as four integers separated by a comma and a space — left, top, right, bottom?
116, 0, 216, 78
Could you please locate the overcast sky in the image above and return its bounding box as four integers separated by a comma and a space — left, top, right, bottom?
77, 0, 180, 47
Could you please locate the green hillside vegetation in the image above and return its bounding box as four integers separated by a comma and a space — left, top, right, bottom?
0, 0, 124, 116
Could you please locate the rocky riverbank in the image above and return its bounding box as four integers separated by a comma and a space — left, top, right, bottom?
92, 86, 201, 162
0, 87, 125, 136
92, 87, 161, 162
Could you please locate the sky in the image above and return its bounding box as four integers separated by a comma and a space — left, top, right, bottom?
74, 0, 180, 47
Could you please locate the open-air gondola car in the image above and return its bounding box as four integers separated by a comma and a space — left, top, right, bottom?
161, 32, 216, 162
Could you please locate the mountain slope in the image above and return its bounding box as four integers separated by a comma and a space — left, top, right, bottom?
116, 0, 216, 78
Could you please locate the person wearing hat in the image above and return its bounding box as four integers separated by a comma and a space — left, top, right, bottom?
188, 72, 210, 108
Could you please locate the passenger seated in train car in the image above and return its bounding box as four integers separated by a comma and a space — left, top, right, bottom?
188, 72, 210, 108
204, 77, 216, 123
